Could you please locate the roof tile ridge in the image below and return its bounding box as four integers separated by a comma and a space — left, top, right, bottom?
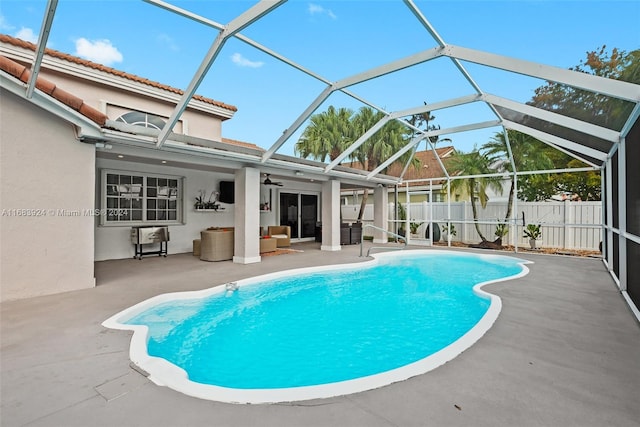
1, 54, 108, 126
0, 34, 237, 112
221, 137, 264, 151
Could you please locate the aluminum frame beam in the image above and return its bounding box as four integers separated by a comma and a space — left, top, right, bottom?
421, 119, 501, 139
402, 0, 505, 121
389, 94, 481, 120
148, 0, 416, 163
145, 0, 332, 86
398, 143, 423, 181
617, 135, 628, 291
262, 48, 445, 162
620, 103, 640, 138
503, 120, 607, 162
261, 85, 334, 162
333, 47, 444, 90
483, 93, 621, 143
325, 116, 392, 171
2, 71, 103, 139
354, 95, 487, 179
365, 119, 500, 180
544, 140, 601, 169
444, 45, 640, 103
26, 0, 58, 99
426, 140, 451, 181
156, 0, 286, 147
367, 134, 426, 179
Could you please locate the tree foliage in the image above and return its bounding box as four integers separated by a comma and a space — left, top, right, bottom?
517, 46, 639, 201
444, 147, 503, 242
529, 45, 639, 130
294, 106, 353, 162
295, 105, 421, 220
482, 130, 553, 217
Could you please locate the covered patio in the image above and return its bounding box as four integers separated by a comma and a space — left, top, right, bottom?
1, 244, 639, 426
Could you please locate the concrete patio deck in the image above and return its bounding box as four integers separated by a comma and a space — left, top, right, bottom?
1, 242, 639, 427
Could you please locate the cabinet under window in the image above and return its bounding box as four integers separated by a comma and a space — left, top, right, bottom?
102, 170, 182, 225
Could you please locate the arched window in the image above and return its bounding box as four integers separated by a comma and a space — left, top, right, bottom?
115, 111, 166, 130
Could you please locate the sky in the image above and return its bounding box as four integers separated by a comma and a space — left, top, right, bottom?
1, 0, 639, 160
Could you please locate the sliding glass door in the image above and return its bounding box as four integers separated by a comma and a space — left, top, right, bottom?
279, 192, 318, 240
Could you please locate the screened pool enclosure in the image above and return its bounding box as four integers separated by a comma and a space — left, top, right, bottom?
8, 0, 640, 315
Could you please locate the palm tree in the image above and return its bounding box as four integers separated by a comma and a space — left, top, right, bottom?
406, 102, 452, 146
444, 147, 503, 242
482, 130, 553, 222
294, 106, 354, 161
351, 107, 416, 221
296, 105, 418, 222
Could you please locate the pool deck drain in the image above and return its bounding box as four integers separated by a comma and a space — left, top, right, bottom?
95, 370, 149, 402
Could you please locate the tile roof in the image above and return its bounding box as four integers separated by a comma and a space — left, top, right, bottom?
221, 137, 264, 151
1, 53, 262, 154
1, 53, 261, 151
343, 146, 454, 185
0, 54, 108, 126
0, 34, 237, 113
387, 146, 454, 182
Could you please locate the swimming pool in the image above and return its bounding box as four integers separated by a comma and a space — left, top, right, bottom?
103, 250, 531, 403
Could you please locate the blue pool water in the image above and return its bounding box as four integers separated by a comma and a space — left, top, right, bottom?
123, 251, 527, 391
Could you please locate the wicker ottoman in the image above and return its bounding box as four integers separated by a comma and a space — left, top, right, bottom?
259, 237, 277, 253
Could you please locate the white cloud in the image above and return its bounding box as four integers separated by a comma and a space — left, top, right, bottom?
308, 3, 336, 19
74, 38, 123, 66
15, 27, 38, 43
231, 53, 264, 68
157, 33, 179, 52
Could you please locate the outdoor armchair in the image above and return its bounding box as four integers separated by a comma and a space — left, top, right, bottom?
267, 225, 291, 247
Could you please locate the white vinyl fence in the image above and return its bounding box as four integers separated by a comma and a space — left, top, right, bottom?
342, 200, 602, 251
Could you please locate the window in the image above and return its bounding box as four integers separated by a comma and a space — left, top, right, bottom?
102, 170, 182, 225
115, 111, 167, 130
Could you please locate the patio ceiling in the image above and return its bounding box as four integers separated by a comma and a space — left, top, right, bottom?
24, 0, 640, 184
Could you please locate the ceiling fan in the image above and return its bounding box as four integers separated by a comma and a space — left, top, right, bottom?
263, 173, 283, 186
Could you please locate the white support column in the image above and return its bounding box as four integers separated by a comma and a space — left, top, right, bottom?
605, 157, 614, 272
447, 177, 452, 247
233, 167, 261, 264
429, 180, 434, 246
513, 173, 519, 252
618, 137, 627, 291
321, 180, 341, 251
373, 185, 389, 244
600, 165, 606, 260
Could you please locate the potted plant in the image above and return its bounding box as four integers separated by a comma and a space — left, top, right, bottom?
194, 190, 206, 210
523, 224, 542, 249
409, 220, 423, 237
442, 223, 457, 241
494, 221, 509, 246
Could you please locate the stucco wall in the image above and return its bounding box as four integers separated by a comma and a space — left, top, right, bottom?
0, 90, 96, 301
37, 68, 225, 141
94, 158, 240, 260
93, 160, 323, 261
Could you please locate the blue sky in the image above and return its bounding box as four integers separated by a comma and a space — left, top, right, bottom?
1, 0, 639, 158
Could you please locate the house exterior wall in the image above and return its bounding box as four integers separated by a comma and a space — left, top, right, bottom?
94, 158, 237, 261
0, 90, 95, 301
93, 160, 326, 260
37, 68, 224, 140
